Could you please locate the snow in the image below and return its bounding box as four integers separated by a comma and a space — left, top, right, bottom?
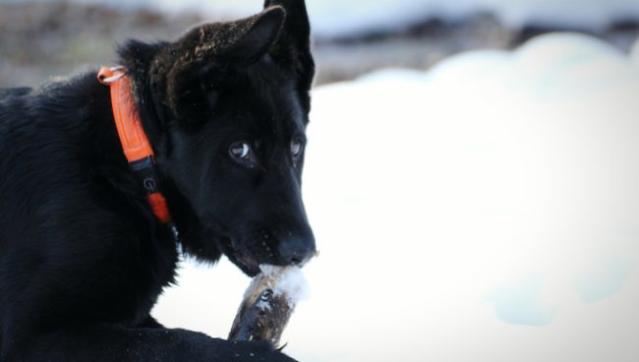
574, 257, 633, 304
487, 275, 555, 327
153, 33, 639, 362
632, 38, 639, 64
7, 0, 639, 37
258, 265, 310, 306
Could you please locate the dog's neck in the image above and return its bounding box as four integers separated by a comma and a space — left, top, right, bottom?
116, 41, 169, 154
98, 66, 179, 244
107, 43, 223, 261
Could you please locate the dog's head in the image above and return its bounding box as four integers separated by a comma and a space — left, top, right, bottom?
123, 1, 316, 276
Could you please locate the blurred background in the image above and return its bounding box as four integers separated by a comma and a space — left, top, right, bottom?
2, 0, 639, 86
2, 1, 639, 362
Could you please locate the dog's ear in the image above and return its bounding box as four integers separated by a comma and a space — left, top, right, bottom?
151, 7, 286, 125
224, 6, 286, 64
264, 0, 315, 96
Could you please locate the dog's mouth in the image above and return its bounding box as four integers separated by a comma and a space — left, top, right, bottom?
220, 237, 264, 277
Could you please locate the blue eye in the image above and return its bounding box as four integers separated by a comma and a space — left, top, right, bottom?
229, 141, 257, 167
231, 143, 250, 159
291, 139, 304, 159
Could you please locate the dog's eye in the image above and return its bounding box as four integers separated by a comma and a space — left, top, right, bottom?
231, 143, 250, 159
291, 139, 304, 159
229, 141, 256, 167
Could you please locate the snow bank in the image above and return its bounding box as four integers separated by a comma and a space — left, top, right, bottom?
154, 33, 639, 362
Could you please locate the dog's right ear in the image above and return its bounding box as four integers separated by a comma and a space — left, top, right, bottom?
223, 6, 286, 64
150, 7, 286, 125
263, 0, 315, 112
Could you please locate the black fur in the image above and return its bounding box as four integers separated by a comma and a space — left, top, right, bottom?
0, 1, 315, 361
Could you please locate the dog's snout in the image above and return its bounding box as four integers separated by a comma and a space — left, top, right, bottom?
277, 236, 316, 266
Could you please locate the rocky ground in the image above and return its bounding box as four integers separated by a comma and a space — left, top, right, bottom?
1, 2, 638, 88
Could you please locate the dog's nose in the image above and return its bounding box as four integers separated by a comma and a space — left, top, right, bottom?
277, 237, 316, 266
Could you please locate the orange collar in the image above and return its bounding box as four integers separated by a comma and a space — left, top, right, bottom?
98, 66, 174, 227
98, 66, 155, 163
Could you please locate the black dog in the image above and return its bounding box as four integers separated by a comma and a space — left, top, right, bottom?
0, 0, 315, 360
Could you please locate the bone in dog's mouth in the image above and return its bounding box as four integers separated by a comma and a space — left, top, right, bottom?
228, 265, 309, 347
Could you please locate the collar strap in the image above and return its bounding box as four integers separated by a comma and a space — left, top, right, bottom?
98, 66, 175, 230
98, 66, 156, 163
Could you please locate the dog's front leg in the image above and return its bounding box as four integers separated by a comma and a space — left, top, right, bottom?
10, 325, 298, 362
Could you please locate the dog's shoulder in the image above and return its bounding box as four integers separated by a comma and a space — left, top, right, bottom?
0, 87, 32, 125
0, 87, 32, 99
0, 72, 115, 191
0, 72, 106, 133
